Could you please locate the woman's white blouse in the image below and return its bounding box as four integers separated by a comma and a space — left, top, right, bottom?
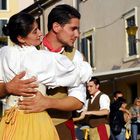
0, 46, 92, 108
0, 45, 92, 87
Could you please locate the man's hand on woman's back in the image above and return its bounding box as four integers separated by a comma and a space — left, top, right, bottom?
6, 71, 38, 97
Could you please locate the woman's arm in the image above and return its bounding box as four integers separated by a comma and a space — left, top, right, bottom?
124, 110, 131, 122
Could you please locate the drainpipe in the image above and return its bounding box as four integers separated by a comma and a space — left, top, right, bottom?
37, 4, 45, 35
73, 0, 77, 9
73, 0, 80, 49
73, 0, 80, 11
34, 0, 45, 35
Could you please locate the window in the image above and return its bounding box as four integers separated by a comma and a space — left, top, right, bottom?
127, 16, 137, 56
81, 30, 94, 67
0, 20, 8, 48
123, 7, 138, 60
0, 0, 7, 10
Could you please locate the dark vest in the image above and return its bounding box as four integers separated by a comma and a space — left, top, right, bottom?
87, 92, 109, 128
47, 47, 76, 125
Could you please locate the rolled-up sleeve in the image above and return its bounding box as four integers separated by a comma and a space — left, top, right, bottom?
99, 94, 110, 111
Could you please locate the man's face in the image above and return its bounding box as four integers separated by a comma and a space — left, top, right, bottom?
56, 18, 80, 47
87, 81, 99, 96
135, 99, 140, 106
114, 93, 123, 100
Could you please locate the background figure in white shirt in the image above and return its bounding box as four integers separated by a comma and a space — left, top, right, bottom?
75, 77, 110, 140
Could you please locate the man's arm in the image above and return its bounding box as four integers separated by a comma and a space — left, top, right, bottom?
0, 83, 7, 98
84, 109, 109, 116
18, 82, 87, 114
0, 71, 38, 98
84, 94, 110, 116
73, 110, 86, 122
18, 91, 83, 113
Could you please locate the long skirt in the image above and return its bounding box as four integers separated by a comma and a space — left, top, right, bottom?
0, 107, 59, 140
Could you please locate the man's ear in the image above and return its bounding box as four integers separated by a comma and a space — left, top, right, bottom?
97, 84, 100, 89
52, 22, 62, 33
17, 35, 25, 44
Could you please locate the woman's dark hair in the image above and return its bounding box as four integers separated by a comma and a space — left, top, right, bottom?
117, 97, 126, 103
2, 12, 35, 44
115, 97, 126, 108
48, 4, 81, 31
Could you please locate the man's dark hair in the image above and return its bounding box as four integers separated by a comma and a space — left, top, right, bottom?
113, 90, 123, 98
48, 4, 81, 31
89, 77, 100, 86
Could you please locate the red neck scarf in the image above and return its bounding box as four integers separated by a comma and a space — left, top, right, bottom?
43, 36, 62, 52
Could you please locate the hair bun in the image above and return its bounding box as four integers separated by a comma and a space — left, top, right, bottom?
2, 24, 9, 36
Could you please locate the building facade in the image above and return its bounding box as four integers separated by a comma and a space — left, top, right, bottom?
79, 0, 140, 104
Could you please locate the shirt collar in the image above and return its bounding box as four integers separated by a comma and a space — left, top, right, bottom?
91, 90, 101, 103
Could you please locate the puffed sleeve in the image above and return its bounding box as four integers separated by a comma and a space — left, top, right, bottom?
1, 46, 92, 88
68, 83, 87, 104
22, 50, 92, 88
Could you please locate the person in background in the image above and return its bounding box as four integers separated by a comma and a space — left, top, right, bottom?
129, 97, 140, 140
110, 97, 131, 140
0, 12, 92, 140
76, 77, 110, 140
113, 91, 124, 101
0, 4, 93, 140
110, 90, 124, 140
